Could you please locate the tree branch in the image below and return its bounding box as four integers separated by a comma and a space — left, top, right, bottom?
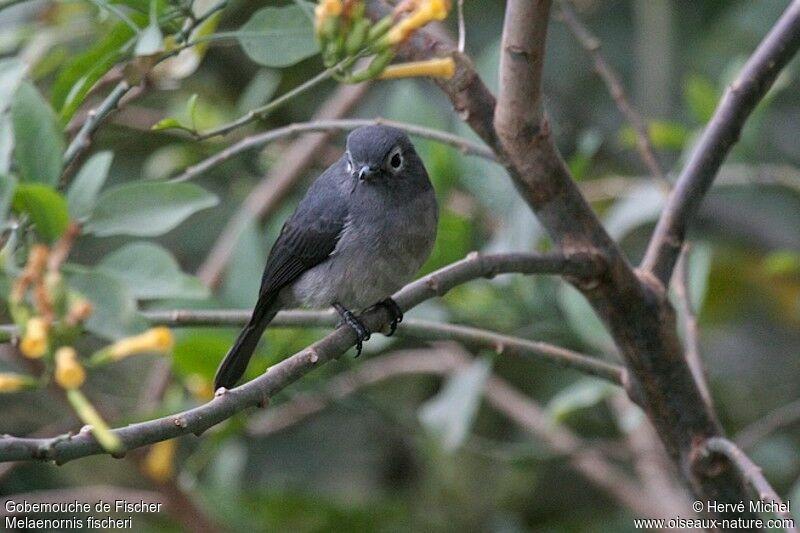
735, 398, 800, 450
373, 0, 762, 520
700, 437, 798, 533
0, 252, 600, 463
557, 0, 668, 188
171, 117, 496, 183
248, 347, 659, 518
141, 309, 624, 385
642, 0, 800, 285
673, 246, 712, 409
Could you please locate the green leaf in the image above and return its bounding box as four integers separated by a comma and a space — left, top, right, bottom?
150, 117, 190, 132
221, 217, 264, 308
134, 0, 164, 57
98, 241, 209, 300
51, 22, 135, 122
67, 151, 113, 220
12, 184, 69, 243
567, 129, 602, 181
418, 358, 491, 451
135, 23, 164, 57
546, 378, 616, 422
683, 74, 719, 124
0, 114, 12, 175
173, 329, 235, 378
68, 270, 148, 340
762, 250, 800, 277
0, 58, 26, 114
237, 4, 319, 68
237, 69, 281, 115
11, 81, 65, 186
603, 182, 665, 240
0, 174, 16, 224
186, 93, 199, 130
619, 120, 690, 151
687, 242, 713, 312
557, 283, 616, 354
84, 181, 218, 237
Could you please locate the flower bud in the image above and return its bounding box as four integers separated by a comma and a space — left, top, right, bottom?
378, 56, 456, 80
0, 373, 37, 393
20, 317, 49, 359
55, 347, 86, 390
99, 327, 175, 363
143, 439, 178, 482
386, 0, 451, 45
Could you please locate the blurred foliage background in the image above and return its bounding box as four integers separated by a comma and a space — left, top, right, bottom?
1, 0, 799, 531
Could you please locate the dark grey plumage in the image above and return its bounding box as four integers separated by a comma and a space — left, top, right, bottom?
214, 125, 438, 390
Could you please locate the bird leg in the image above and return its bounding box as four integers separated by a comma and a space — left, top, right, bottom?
333, 302, 371, 357
373, 297, 403, 337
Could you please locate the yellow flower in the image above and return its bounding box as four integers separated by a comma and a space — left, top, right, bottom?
20, 317, 49, 359
107, 327, 174, 361
143, 439, 178, 482
0, 373, 37, 393
378, 57, 456, 80
55, 347, 86, 390
387, 0, 451, 45
315, 0, 342, 31
186, 374, 214, 402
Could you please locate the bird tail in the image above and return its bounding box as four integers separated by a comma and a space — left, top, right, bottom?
214, 292, 281, 390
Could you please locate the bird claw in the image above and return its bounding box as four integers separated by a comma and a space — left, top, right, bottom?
376, 298, 403, 337
333, 303, 371, 357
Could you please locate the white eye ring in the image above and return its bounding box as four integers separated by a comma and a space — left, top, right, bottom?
387, 147, 403, 172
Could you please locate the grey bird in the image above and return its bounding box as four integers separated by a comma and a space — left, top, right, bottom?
214, 125, 438, 390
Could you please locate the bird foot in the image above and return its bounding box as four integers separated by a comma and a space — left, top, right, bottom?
375, 297, 403, 337
333, 303, 371, 357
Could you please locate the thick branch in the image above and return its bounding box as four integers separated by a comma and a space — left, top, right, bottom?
375, 0, 762, 522
700, 438, 798, 533
642, 0, 800, 284
0, 252, 600, 463
495, 0, 550, 133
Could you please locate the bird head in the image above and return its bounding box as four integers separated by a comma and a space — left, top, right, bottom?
345, 125, 423, 185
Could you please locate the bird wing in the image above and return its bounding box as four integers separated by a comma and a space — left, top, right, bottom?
258, 162, 349, 297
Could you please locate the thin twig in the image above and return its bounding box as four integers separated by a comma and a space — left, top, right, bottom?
673, 246, 712, 409
457, 0, 465, 53
63, 81, 130, 168
735, 398, 800, 450
0, 251, 601, 463
196, 83, 370, 287
557, 0, 669, 189
141, 309, 624, 385
61, 0, 230, 170
642, 0, 800, 285
702, 437, 798, 533
193, 66, 340, 140
172, 117, 496, 183
248, 347, 658, 518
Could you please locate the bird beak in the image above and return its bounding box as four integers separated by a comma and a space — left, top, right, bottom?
357, 165, 378, 182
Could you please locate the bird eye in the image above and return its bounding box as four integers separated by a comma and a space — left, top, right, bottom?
388, 148, 403, 171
